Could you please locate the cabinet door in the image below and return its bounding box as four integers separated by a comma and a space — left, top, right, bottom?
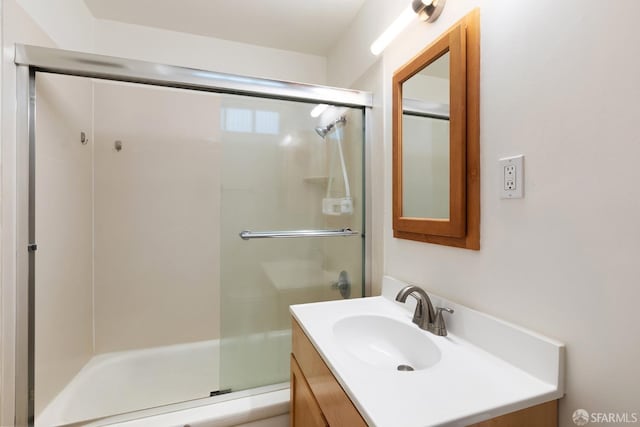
292, 320, 367, 427
291, 355, 328, 427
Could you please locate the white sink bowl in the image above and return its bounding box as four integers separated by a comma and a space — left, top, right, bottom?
332, 314, 441, 371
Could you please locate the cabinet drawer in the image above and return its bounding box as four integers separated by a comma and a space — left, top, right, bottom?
292, 319, 367, 427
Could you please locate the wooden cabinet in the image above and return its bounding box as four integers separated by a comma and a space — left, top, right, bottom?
291, 319, 367, 427
468, 400, 558, 427
291, 355, 328, 427
290, 317, 558, 427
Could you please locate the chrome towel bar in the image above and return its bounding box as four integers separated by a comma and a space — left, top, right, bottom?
239, 228, 359, 240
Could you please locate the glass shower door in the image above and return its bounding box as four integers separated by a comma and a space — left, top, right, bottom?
218, 95, 365, 392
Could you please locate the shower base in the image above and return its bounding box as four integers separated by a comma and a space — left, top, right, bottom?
36, 340, 219, 426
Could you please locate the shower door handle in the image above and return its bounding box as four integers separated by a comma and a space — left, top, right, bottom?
239, 228, 360, 240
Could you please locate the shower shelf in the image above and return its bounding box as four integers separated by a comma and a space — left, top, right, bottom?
303, 176, 329, 185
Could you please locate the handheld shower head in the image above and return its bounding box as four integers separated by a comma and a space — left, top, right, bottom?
314, 116, 347, 138
315, 125, 331, 138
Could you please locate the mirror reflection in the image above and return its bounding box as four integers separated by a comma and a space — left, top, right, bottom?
402, 52, 450, 219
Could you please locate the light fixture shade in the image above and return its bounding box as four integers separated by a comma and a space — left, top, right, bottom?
411, 0, 446, 23
370, 0, 447, 56
370, 5, 416, 55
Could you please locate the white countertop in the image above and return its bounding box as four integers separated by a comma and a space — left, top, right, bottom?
290, 276, 564, 427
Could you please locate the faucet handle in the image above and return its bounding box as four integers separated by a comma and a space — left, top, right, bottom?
436, 307, 454, 315
431, 307, 454, 336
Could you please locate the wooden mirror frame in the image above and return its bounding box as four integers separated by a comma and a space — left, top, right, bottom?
392, 9, 480, 250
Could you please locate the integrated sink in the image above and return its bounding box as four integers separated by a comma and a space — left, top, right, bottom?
290, 277, 565, 427
332, 314, 441, 371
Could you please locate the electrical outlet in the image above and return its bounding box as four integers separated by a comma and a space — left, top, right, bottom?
504, 165, 516, 190
499, 155, 524, 199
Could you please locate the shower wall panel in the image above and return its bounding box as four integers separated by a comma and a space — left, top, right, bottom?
93, 81, 222, 353
34, 73, 94, 415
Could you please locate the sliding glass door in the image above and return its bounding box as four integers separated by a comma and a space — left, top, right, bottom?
218, 96, 364, 392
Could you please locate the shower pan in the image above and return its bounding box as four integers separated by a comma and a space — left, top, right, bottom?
13, 45, 372, 426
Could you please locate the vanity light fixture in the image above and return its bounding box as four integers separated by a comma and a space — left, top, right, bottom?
412, 0, 446, 23
370, 0, 446, 55
370, 5, 415, 56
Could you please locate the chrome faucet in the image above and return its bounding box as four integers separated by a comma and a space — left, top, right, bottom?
395, 285, 454, 336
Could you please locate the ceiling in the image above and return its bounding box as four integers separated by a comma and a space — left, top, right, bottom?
84, 0, 367, 56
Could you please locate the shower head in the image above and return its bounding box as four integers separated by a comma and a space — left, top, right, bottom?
315, 125, 332, 138
314, 116, 347, 138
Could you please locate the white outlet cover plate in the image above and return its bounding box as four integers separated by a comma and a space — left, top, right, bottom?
499, 155, 524, 199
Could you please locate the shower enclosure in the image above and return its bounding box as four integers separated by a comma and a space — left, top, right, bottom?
14, 45, 371, 426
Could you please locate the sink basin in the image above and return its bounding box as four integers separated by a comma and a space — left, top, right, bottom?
332, 315, 441, 371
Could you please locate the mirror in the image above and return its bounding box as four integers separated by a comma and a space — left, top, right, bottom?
392, 9, 480, 249
402, 52, 450, 220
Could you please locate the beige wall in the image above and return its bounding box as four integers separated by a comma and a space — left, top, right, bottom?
15, 0, 94, 51
34, 73, 94, 416
93, 19, 327, 86
93, 81, 221, 352
15, 0, 327, 85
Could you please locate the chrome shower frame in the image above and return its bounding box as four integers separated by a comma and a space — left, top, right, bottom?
11, 44, 373, 426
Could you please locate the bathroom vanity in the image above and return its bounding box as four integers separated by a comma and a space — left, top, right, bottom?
289, 277, 564, 427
